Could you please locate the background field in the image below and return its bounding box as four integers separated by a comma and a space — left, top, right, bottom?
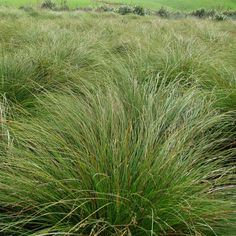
107, 0, 236, 10
1, 0, 236, 10
0, 0, 94, 8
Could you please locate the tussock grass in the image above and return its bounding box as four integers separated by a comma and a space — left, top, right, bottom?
0, 8, 235, 235
1, 79, 235, 235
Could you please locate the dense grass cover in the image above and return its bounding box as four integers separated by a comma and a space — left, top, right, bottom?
0, 8, 236, 235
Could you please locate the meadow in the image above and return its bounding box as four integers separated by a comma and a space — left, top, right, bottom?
0, 5, 236, 236
106, 0, 236, 10
1, 0, 236, 10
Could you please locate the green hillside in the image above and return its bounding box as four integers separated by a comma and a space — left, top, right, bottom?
1, 0, 236, 10
0, 0, 94, 8
108, 0, 236, 10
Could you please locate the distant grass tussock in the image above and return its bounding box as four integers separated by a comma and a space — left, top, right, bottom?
0, 7, 236, 236
38, 1, 236, 20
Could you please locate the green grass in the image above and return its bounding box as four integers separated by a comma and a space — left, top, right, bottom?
107, 0, 236, 10
0, 0, 95, 8
0, 7, 236, 236
1, 0, 236, 10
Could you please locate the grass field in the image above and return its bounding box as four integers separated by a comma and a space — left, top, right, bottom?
0, 0, 94, 8
1, 0, 236, 10
107, 0, 236, 10
0, 6, 236, 235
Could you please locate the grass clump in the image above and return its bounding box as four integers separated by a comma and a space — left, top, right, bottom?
191, 8, 208, 18
118, 5, 133, 15
41, 0, 56, 9
133, 6, 145, 16
156, 7, 170, 18
1, 79, 235, 235
213, 13, 228, 21
190, 8, 228, 20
